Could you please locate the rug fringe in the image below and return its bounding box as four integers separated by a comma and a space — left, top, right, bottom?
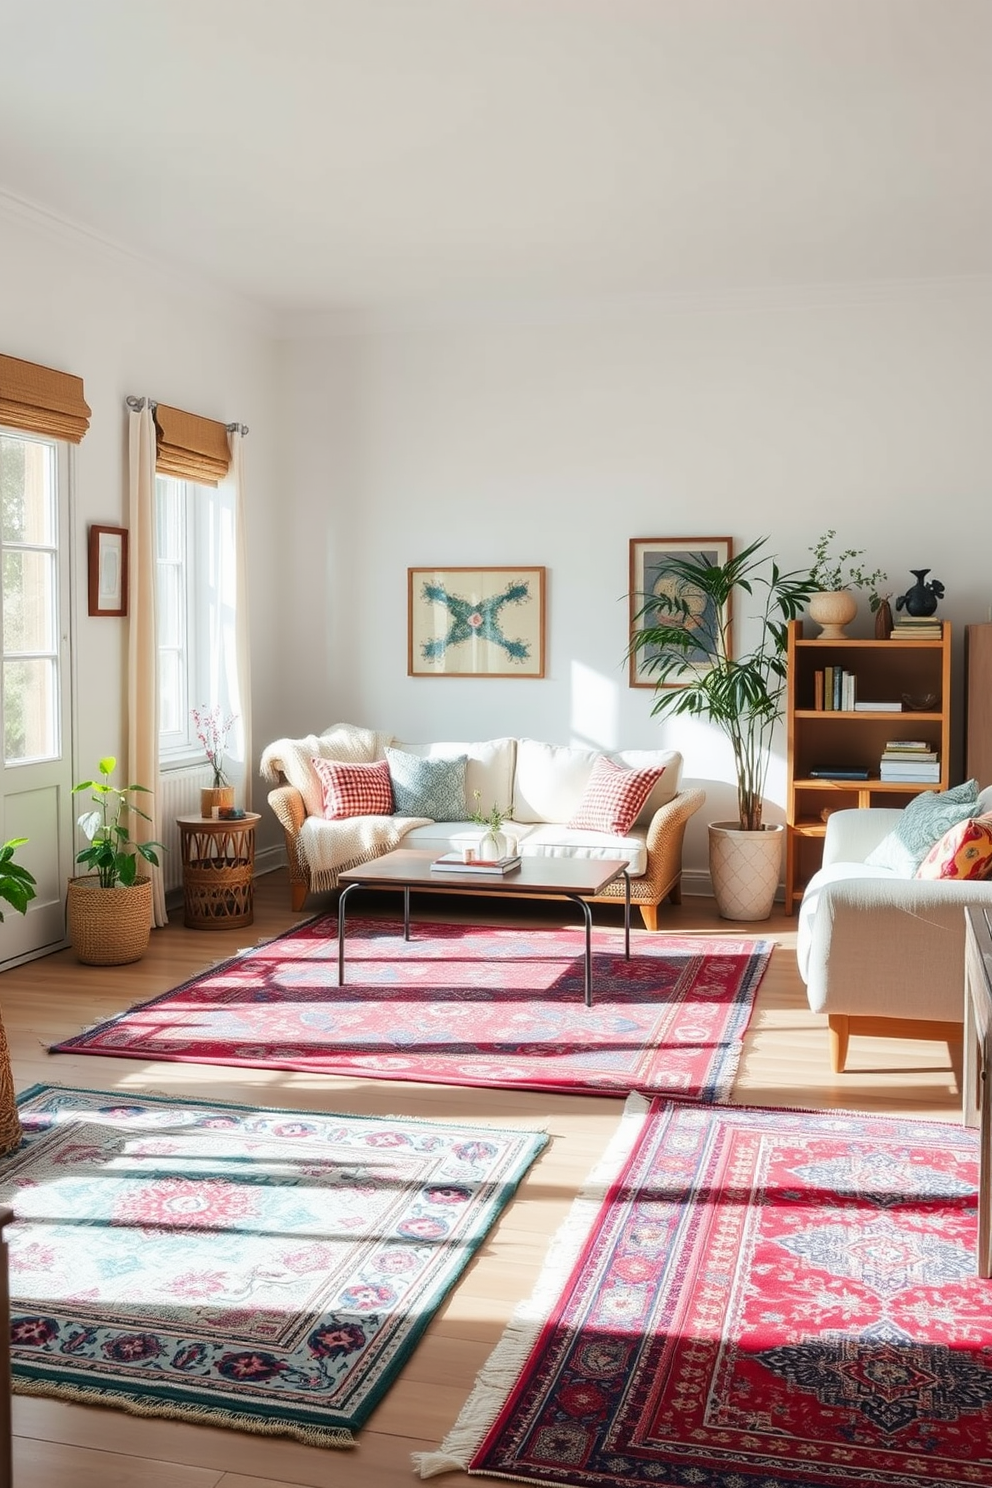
412, 1092, 650, 1479
12, 1376, 356, 1448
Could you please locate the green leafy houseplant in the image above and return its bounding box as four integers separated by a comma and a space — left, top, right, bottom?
0, 837, 37, 920
73, 756, 164, 887
808, 530, 887, 611
628, 537, 815, 833
470, 791, 510, 835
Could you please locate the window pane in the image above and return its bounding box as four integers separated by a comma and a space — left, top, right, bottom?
156, 478, 183, 562
3, 549, 55, 652
159, 650, 183, 736
3, 657, 57, 762
157, 563, 183, 649
1, 435, 54, 545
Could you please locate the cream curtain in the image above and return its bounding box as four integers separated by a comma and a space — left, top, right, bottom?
127, 401, 168, 928
226, 426, 253, 810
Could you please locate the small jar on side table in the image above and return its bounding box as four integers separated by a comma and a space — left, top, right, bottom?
177, 812, 261, 930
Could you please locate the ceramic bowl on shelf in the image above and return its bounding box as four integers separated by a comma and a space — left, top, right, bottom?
901, 691, 939, 712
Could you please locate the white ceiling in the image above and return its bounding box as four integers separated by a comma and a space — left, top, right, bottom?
0, 0, 988, 318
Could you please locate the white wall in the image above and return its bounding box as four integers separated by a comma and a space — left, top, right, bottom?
280, 284, 992, 884
0, 201, 283, 850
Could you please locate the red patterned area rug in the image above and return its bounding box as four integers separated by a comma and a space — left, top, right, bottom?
52, 918, 770, 1100
416, 1096, 991, 1488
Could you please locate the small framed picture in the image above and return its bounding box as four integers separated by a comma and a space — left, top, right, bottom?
629, 537, 732, 687
88, 526, 128, 617
408, 566, 546, 677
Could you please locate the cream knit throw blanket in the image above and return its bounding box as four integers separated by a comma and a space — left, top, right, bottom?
260, 722, 430, 892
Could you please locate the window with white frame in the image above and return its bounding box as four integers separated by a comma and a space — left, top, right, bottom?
155, 474, 239, 768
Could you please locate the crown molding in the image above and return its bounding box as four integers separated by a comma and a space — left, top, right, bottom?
0, 185, 279, 338
280, 273, 992, 341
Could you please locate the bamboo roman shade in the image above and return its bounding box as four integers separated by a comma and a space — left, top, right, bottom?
0, 354, 91, 442
153, 403, 231, 485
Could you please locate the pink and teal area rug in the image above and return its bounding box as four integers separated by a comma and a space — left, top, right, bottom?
52, 917, 771, 1100
1, 1085, 547, 1447
418, 1096, 990, 1488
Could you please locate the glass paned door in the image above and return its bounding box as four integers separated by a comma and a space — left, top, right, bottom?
0, 430, 74, 964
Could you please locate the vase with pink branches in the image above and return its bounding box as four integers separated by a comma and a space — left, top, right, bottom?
192, 705, 238, 816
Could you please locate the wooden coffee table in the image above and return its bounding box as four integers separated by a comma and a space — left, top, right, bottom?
336, 849, 631, 1008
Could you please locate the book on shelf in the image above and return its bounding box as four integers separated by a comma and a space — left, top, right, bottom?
431, 852, 522, 875
880, 749, 938, 761
808, 767, 870, 780
884, 739, 932, 751
853, 700, 902, 712
880, 769, 941, 783
890, 620, 942, 639
817, 667, 856, 711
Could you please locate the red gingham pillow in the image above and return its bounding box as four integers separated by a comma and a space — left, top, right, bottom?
567, 756, 665, 835
311, 757, 393, 820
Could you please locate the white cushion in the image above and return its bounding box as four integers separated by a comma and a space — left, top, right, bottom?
517, 823, 648, 877
401, 821, 538, 854
512, 739, 679, 826
393, 738, 517, 820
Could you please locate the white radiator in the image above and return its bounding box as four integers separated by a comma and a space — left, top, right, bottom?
158, 765, 212, 892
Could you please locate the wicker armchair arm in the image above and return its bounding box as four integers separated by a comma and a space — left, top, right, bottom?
267, 782, 306, 838
643, 787, 706, 883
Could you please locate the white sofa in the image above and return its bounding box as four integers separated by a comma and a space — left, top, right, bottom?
261, 727, 705, 929
797, 793, 992, 1072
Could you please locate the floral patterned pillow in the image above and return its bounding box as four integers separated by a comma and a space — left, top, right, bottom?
915, 816, 992, 881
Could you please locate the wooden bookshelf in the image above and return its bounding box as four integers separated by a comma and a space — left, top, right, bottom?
784, 619, 952, 914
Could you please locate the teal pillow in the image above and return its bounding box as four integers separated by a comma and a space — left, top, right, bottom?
386, 749, 468, 820
864, 779, 981, 877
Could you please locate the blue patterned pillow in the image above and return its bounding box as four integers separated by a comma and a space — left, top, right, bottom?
864, 779, 981, 876
386, 749, 468, 820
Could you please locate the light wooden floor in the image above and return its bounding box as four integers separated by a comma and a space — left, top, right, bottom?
0, 872, 963, 1488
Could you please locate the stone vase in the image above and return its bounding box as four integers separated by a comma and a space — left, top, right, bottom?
807, 590, 858, 639
478, 830, 509, 860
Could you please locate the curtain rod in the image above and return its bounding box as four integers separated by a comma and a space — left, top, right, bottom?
125, 395, 248, 436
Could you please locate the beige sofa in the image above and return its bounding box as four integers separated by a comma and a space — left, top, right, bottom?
262, 727, 704, 930
797, 792, 992, 1071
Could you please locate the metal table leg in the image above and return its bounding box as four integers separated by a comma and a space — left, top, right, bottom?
337, 881, 362, 985
564, 893, 596, 1008
623, 870, 631, 959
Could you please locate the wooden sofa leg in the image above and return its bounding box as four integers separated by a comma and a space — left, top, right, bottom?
290, 881, 309, 913
639, 903, 658, 933
667, 880, 682, 906
828, 1014, 850, 1074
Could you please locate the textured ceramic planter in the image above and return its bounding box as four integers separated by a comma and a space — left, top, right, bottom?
708, 821, 784, 922
808, 590, 858, 639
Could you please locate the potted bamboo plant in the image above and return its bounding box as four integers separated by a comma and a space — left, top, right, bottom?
628, 537, 814, 920
67, 756, 164, 964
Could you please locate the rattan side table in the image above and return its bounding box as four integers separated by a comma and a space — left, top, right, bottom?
177, 812, 261, 930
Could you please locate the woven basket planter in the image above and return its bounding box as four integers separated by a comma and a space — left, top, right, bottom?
66, 875, 153, 966
0, 1013, 21, 1154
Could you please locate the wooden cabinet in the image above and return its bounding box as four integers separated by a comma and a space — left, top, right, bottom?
784, 619, 951, 914
966, 623, 992, 789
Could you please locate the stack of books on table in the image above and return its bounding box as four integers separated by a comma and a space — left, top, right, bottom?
890, 617, 943, 640
879, 741, 941, 782
431, 851, 522, 876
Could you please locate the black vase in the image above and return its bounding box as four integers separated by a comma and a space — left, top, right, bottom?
896, 569, 944, 618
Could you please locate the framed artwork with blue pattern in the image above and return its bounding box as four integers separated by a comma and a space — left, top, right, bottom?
408, 566, 546, 677
628, 537, 733, 687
